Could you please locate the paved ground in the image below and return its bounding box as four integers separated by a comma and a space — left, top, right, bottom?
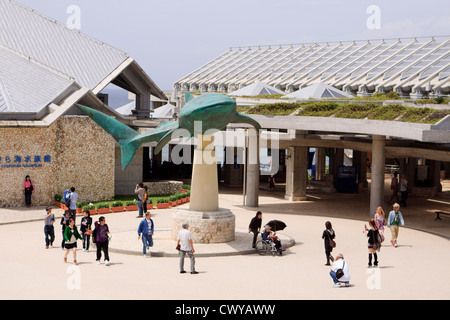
0, 178, 449, 300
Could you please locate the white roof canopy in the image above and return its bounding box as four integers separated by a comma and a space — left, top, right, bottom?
228, 81, 285, 96
282, 82, 354, 99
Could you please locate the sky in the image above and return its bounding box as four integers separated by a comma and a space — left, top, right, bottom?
17, 0, 450, 93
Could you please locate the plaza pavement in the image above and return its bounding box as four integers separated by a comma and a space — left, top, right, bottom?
0, 178, 449, 300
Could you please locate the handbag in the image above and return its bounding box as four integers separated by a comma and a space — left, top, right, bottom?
176, 243, 181, 251
327, 230, 336, 248
336, 261, 345, 279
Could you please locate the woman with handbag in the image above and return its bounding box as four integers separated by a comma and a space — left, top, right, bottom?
23, 175, 34, 207
80, 210, 93, 252
322, 221, 336, 265
364, 218, 380, 268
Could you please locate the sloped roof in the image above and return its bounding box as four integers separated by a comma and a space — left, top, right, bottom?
0, 43, 77, 113
282, 82, 353, 99
0, 0, 129, 91
228, 81, 285, 96
175, 37, 450, 96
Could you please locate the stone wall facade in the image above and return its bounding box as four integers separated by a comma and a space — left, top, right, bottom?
0, 116, 115, 207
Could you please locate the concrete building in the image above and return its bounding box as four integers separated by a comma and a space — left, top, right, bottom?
0, 0, 166, 206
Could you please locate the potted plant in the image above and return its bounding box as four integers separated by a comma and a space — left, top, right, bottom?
125, 200, 138, 212
155, 198, 170, 209
185, 191, 190, 202
96, 203, 110, 214
169, 195, 177, 207
82, 203, 96, 215
110, 201, 124, 212
76, 201, 83, 214
176, 193, 184, 205
54, 194, 63, 208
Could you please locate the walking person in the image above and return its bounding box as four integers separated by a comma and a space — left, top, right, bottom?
143, 186, 149, 214
138, 212, 154, 258
135, 182, 145, 218
23, 175, 34, 207
387, 203, 405, 248
374, 206, 386, 235
63, 217, 82, 265
364, 219, 380, 268
93, 216, 110, 265
322, 221, 335, 265
387, 172, 400, 205
42, 206, 55, 249
66, 187, 78, 219
80, 210, 92, 252
329, 253, 351, 288
248, 211, 262, 248
60, 211, 71, 249
177, 222, 198, 274
400, 174, 409, 207
268, 176, 275, 191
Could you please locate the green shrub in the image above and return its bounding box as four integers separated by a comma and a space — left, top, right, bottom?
95, 203, 110, 209
156, 198, 168, 203
82, 204, 95, 210
76, 201, 83, 208
111, 201, 123, 207
169, 195, 177, 202
125, 201, 135, 206
54, 194, 62, 202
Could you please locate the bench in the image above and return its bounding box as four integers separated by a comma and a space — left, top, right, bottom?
434, 210, 450, 221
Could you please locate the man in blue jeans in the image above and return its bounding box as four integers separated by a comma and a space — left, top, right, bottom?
330, 253, 351, 287
135, 182, 145, 218
138, 212, 154, 257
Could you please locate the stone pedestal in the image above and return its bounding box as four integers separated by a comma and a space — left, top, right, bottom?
172, 134, 236, 243
172, 208, 235, 243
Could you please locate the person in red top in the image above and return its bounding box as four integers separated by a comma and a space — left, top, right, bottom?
23, 175, 34, 207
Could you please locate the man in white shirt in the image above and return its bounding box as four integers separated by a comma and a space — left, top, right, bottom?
177, 222, 198, 274
330, 253, 351, 287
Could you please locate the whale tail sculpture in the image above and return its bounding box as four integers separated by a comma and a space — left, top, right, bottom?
76, 104, 178, 170
76, 92, 260, 171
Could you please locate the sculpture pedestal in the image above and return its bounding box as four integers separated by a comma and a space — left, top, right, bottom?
172, 208, 235, 243
171, 134, 235, 243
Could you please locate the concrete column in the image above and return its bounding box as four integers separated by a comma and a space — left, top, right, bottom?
407, 157, 416, 194
353, 150, 368, 191
329, 148, 344, 189
285, 145, 308, 201
245, 128, 260, 207
315, 147, 326, 181
189, 134, 219, 212
430, 160, 442, 192
370, 135, 386, 217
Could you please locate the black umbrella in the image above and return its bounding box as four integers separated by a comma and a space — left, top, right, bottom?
266, 220, 287, 232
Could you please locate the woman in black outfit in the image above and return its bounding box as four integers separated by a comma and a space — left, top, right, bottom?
322, 221, 335, 265
248, 211, 262, 248
365, 218, 380, 268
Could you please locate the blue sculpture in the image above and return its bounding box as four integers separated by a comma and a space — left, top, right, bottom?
76, 93, 260, 170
